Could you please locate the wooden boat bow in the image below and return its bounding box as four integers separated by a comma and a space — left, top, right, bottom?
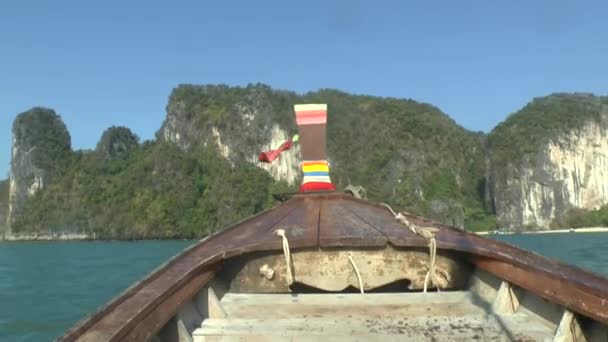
58, 193, 608, 341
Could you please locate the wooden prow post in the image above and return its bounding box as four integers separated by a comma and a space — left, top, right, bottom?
294, 104, 336, 193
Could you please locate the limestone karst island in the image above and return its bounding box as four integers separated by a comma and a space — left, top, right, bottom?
1, 85, 608, 240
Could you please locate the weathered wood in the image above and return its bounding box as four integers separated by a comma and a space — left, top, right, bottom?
207, 287, 227, 319
198, 292, 565, 341
339, 198, 425, 246
74, 266, 212, 342
553, 310, 586, 342
474, 257, 608, 325
119, 270, 215, 342
318, 199, 387, 247
221, 291, 474, 306
176, 319, 194, 342
59, 193, 608, 341
155, 317, 192, 342
220, 292, 486, 318
58, 198, 304, 342
160, 300, 204, 342
194, 279, 228, 318
193, 315, 554, 341
196, 336, 411, 342
492, 281, 522, 314
270, 196, 321, 249
468, 268, 502, 306
222, 248, 470, 292
517, 289, 563, 330
157, 284, 226, 342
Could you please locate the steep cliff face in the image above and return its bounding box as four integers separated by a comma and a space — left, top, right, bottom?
0, 179, 8, 234
9, 87, 608, 235
8, 108, 71, 232
489, 94, 608, 230
158, 84, 301, 185
158, 84, 487, 228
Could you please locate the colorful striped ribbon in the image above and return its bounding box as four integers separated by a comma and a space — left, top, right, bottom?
295, 104, 336, 192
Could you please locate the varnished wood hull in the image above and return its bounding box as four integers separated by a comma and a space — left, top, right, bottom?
58, 193, 608, 341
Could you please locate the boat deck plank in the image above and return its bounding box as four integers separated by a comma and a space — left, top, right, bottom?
193, 292, 554, 341
194, 316, 553, 341
270, 196, 321, 249
318, 199, 387, 247
221, 292, 473, 306
220, 292, 486, 318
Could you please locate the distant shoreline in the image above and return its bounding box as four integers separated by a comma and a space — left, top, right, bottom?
1, 233, 93, 241
3, 226, 607, 241
0, 233, 197, 242
476, 227, 608, 235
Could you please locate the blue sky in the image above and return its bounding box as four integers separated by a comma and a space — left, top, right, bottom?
1, 1, 607, 177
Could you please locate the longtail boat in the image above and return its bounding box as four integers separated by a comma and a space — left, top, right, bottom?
59, 105, 608, 341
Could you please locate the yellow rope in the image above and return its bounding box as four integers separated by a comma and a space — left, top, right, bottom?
275, 229, 294, 288
380, 203, 446, 292
347, 253, 365, 294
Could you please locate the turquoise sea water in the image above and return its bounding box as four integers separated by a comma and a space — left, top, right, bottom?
492, 232, 608, 276
0, 234, 607, 341
0, 241, 194, 342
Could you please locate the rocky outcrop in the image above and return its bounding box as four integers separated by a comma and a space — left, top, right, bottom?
429, 199, 465, 229
489, 95, 608, 230
8, 108, 71, 232
247, 125, 300, 185
492, 120, 608, 230
0, 179, 8, 234
157, 84, 484, 228
96, 126, 139, 159
6, 87, 608, 235
158, 84, 301, 185
17, 88, 608, 234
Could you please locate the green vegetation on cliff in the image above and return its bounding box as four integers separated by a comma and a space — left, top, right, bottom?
302, 89, 492, 228
7, 108, 73, 226
11, 142, 282, 238
166, 84, 300, 131
11, 84, 501, 237
557, 206, 608, 228
487, 94, 608, 230
11, 88, 608, 236
163, 84, 493, 230
488, 94, 607, 170
96, 126, 140, 159
0, 179, 8, 232
12, 107, 72, 180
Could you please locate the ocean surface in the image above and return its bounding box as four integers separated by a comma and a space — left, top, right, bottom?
1, 234, 607, 341
0, 241, 194, 342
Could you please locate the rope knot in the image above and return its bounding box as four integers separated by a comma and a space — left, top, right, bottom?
259, 264, 275, 280
382, 203, 446, 293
